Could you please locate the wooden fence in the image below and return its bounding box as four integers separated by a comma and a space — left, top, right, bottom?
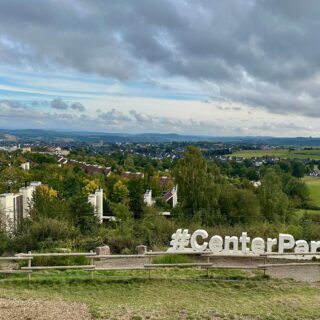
0, 251, 319, 280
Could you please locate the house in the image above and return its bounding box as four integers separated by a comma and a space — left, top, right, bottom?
0, 193, 23, 233
163, 185, 178, 208
159, 176, 173, 188
59, 157, 112, 177
20, 162, 30, 170
121, 171, 144, 179
21, 146, 31, 154
143, 190, 155, 206
0, 181, 42, 232
19, 181, 42, 218
88, 188, 104, 223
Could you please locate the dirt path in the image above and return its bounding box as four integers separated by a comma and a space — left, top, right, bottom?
0, 298, 92, 320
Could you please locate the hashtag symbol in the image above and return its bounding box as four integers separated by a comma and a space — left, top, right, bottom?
167, 229, 191, 252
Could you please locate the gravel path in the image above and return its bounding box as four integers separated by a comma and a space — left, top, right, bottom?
0, 298, 92, 320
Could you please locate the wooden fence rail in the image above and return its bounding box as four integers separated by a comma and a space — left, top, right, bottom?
0, 251, 319, 281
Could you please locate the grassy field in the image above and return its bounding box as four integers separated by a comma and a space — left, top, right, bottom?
303, 176, 320, 207
0, 270, 320, 319
232, 148, 320, 160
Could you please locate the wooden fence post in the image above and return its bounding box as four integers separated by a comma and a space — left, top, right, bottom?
90, 250, 94, 279
28, 251, 32, 281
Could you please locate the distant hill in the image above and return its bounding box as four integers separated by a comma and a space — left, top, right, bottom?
0, 128, 320, 146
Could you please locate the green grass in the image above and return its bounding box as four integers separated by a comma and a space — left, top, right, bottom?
232, 148, 320, 160
152, 254, 193, 264
303, 177, 320, 207
0, 269, 320, 319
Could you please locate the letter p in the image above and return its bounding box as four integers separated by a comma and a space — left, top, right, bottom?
278, 234, 295, 254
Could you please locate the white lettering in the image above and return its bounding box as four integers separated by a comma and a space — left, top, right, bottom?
251, 237, 265, 254
190, 229, 208, 252
239, 232, 250, 254
208, 235, 223, 253
278, 234, 295, 253
294, 240, 309, 254
167, 229, 320, 256
311, 241, 320, 253
267, 238, 277, 254
224, 236, 239, 252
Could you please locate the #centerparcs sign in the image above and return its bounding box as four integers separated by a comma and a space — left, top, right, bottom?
167, 229, 320, 255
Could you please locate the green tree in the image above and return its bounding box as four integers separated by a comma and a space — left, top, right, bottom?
127, 178, 144, 219
259, 169, 291, 222
174, 146, 220, 222
69, 195, 98, 235
29, 187, 70, 221
111, 180, 129, 203
291, 162, 305, 178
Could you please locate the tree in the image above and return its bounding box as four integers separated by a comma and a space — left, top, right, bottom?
127, 178, 144, 219
69, 195, 98, 235
259, 169, 291, 223
174, 146, 220, 222
0, 166, 30, 193
291, 162, 305, 178
283, 175, 309, 207
111, 180, 129, 203
83, 179, 100, 195
219, 185, 260, 225
29, 187, 69, 221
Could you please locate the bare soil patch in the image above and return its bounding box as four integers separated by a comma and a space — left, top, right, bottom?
0, 298, 92, 320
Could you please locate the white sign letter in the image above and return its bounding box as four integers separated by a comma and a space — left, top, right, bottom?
209, 235, 223, 253
190, 229, 208, 252
251, 237, 265, 255
224, 236, 239, 253
311, 241, 320, 253
278, 234, 295, 253
294, 240, 309, 254
239, 232, 250, 254
267, 238, 277, 254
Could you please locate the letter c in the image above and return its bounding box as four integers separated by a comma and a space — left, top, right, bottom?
190, 229, 208, 252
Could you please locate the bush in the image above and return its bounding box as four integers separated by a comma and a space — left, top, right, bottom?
13, 218, 80, 252
0, 231, 12, 255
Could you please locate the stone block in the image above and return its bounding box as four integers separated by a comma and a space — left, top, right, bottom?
95, 245, 110, 255
136, 245, 147, 255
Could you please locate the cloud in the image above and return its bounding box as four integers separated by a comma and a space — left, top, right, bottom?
1, 1, 320, 123
71, 102, 85, 112
51, 98, 69, 110
1, 99, 320, 136
50, 98, 85, 112
129, 110, 152, 123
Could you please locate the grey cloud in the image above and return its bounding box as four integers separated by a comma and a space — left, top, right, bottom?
51, 99, 86, 112
129, 110, 152, 123
51, 98, 69, 110
99, 108, 131, 122
71, 102, 85, 112
1, 1, 320, 117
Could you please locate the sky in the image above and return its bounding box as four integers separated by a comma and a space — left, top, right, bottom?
0, 0, 320, 136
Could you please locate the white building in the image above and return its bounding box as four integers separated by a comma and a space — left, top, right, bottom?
20, 162, 30, 171
19, 181, 42, 218
88, 188, 104, 223
21, 146, 31, 153
0, 193, 23, 232
143, 190, 154, 206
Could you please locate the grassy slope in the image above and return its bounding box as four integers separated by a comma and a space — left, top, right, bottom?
0, 270, 320, 319
232, 149, 320, 160
303, 177, 320, 207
